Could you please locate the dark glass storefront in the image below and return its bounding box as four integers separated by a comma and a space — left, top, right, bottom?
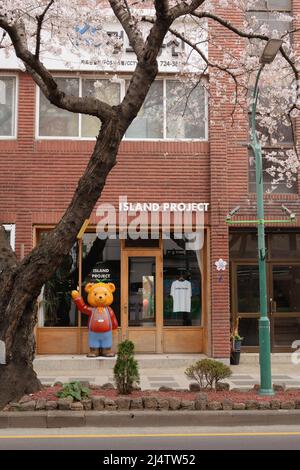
230, 230, 300, 351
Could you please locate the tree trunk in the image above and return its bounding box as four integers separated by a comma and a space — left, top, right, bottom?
0, 300, 40, 409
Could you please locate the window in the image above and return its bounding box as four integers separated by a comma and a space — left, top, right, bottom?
81, 79, 120, 138
3, 224, 15, 250
247, 0, 292, 36
37, 77, 207, 140
0, 77, 16, 137
39, 78, 80, 137
249, 148, 298, 194
166, 80, 206, 139
163, 237, 202, 326
126, 80, 163, 139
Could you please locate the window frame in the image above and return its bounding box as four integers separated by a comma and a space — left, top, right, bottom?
36, 75, 208, 142
3, 224, 16, 250
0, 74, 18, 140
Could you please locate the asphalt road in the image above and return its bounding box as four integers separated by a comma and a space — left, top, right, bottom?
1, 425, 300, 450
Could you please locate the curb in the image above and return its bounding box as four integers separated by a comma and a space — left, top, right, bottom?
1, 410, 300, 428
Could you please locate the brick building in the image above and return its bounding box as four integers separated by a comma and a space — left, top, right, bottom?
1, 1, 300, 360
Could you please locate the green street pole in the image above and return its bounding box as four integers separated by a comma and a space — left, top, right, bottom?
251, 64, 274, 396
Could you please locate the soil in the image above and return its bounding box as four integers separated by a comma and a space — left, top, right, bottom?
28, 386, 300, 403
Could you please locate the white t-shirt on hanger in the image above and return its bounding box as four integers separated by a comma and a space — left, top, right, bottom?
170, 280, 192, 313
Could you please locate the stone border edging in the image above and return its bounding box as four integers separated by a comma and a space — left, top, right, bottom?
1, 410, 300, 429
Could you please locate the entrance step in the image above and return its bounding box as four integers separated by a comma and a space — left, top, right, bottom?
33, 354, 207, 372
240, 353, 293, 365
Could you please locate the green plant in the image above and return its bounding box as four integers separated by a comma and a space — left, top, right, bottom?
113, 340, 140, 395
56, 381, 90, 401
185, 359, 232, 390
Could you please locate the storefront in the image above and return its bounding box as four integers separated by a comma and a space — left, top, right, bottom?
36, 227, 209, 355
230, 229, 300, 352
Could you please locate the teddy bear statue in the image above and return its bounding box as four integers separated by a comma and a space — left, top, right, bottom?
71, 282, 118, 357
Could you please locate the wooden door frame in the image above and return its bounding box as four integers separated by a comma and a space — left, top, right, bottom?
269, 261, 300, 352
121, 240, 163, 353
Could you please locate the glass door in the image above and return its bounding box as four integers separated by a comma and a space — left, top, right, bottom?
128, 257, 156, 327
121, 247, 163, 353
270, 264, 300, 351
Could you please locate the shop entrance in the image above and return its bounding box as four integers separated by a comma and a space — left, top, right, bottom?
36, 228, 207, 354
230, 226, 300, 353
121, 246, 163, 353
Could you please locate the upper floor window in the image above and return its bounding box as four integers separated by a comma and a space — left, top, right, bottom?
37, 77, 207, 141
0, 76, 16, 138
246, 1, 292, 38
3, 224, 15, 250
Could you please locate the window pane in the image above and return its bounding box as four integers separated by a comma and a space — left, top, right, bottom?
248, 1, 291, 11
229, 232, 258, 259
81, 79, 120, 138
125, 80, 163, 139
166, 81, 206, 139
82, 234, 121, 325
40, 241, 78, 327
249, 149, 298, 194
128, 257, 156, 327
237, 265, 260, 313
163, 237, 202, 326
270, 234, 300, 259
39, 78, 79, 137
0, 77, 15, 136
246, 11, 291, 35
273, 265, 300, 312
274, 318, 300, 347
239, 318, 259, 346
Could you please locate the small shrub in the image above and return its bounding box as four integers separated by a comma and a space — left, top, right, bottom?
114, 340, 140, 394
56, 381, 90, 401
185, 359, 232, 390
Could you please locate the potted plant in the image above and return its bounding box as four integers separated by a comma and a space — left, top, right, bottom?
230, 317, 243, 365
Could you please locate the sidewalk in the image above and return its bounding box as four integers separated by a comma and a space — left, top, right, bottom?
33, 354, 300, 390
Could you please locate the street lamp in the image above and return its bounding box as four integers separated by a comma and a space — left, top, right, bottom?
251, 39, 282, 396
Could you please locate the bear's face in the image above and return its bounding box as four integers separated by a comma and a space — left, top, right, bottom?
85, 282, 115, 308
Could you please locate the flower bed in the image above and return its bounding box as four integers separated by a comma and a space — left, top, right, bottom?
2, 383, 300, 412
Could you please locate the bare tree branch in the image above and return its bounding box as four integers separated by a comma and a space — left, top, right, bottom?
34, 0, 54, 59
154, 0, 169, 19
108, 0, 145, 59
0, 226, 18, 274
169, 0, 206, 21
0, 17, 113, 121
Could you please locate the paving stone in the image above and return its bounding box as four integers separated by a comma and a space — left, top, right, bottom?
270, 400, 281, 410
156, 398, 169, 410
19, 401, 36, 411
143, 397, 158, 410
181, 400, 195, 410
46, 401, 58, 410
281, 400, 296, 410
245, 400, 259, 410
115, 397, 131, 410
222, 399, 233, 410
195, 393, 208, 411
35, 399, 46, 411
233, 402, 246, 410
58, 398, 73, 410
207, 401, 222, 411
258, 401, 271, 410
71, 402, 84, 411
81, 399, 92, 410
130, 398, 143, 410
92, 396, 105, 411
104, 399, 117, 411
169, 397, 181, 410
